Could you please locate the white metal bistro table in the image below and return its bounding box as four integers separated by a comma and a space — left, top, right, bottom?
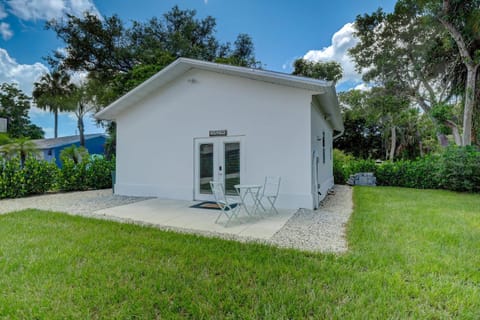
234, 184, 262, 216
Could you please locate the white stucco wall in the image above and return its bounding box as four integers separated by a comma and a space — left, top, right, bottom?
115, 68, 331, 209
310, 100, 334, 208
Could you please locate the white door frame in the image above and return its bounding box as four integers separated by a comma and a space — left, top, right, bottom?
194, 136, 244, 201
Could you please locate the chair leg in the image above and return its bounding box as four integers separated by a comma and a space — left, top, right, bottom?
215, 205, 230, 224
219, 204, 241, 227
268, 196, 279, 214
257, 198, 267, 213
215, 210, 224, 223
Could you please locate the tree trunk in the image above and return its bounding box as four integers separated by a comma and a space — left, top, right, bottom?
78, 116, 85, 147
417, 130, 424, 157
389, 126, 396, 161
414, 97, 452, 148
445, 120, 462, 146
437, 133, 449, 147
462, 64, 478, 146
438, 6, 479, 146
54, 110, 58, 138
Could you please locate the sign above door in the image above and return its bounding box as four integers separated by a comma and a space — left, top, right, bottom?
209, 129, 227, 137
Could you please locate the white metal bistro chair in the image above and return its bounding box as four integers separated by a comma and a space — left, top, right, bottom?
210, 181, 240, 226
257, 176, 281, 214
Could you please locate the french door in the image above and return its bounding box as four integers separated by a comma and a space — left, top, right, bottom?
194, 137, 243, 201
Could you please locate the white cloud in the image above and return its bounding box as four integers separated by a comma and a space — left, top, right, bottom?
303, 22, 361, 85
42, 126, 54, 137
0, 3, 7, 19
0, 22, 13, 40
5, 0, 100, 21
0, 48, 48, 95
68, 0, 99, 16
69, 70, 88, 85
353, 83, 371, 91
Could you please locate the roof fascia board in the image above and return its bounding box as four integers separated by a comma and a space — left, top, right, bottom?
313, 92, 344, 132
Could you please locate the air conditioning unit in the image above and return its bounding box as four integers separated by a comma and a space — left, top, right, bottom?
0, 118, 7, 133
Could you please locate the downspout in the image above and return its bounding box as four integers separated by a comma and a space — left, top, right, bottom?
333, 129, 344, 140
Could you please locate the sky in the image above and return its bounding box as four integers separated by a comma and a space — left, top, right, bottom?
0, 0, 397, 138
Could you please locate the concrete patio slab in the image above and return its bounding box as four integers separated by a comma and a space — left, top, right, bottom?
94, 198, 296, 240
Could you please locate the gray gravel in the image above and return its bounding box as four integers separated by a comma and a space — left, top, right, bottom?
0, 189, 149, 216
269, 185, 353, 253
0, 186, 353, 253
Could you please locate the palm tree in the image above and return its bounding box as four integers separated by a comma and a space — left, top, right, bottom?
68, 80, 99, 147
60, 145, 89, 164
33, 70, 74, 138
2, 137, 39, 167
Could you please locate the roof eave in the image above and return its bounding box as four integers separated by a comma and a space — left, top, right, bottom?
94, 58, 333, 120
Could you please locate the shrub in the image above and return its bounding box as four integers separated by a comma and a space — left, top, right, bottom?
86, 155, 115, 189
0, 158, 25, 199
333, 149, 354, 184
438, 146, 480, 192
0, 149, 115, 199
23, 156, 59, 195
58, 146, 115, 192
333, 149, 376, 184
58, 156, 89, 192
375, 157, 440, 189
58, 146, 90, 192
336, 146, 479, 193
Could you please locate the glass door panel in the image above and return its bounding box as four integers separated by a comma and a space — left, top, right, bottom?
199, 143, 214, 194
224, 142, 240, 195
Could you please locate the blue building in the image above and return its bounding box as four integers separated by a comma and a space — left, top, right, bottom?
32, 134, 107, 167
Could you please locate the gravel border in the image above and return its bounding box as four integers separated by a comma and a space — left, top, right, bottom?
0, 189, 150, 215
269, 185, 353, 253
0, 186, 353, 253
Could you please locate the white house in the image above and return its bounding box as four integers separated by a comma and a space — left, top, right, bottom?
95, 58, 343, 210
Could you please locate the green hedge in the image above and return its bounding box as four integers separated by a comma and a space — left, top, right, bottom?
334, 146, 480, 193
0, 154, 115, 199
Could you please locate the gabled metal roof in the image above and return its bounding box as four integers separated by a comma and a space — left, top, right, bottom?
32, 133, 106, 150
95, 58, 343, 131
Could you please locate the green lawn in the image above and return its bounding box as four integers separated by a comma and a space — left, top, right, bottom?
0, 187, 479, 318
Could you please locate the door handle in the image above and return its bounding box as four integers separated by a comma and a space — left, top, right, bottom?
219, 165, 222, 171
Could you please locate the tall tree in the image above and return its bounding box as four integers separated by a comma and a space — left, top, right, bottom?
33, 70, 75, 138
46, 13, 133, 79
47, 6, 261, 84
349, 7, 460, 146
431, 0, 480, 145
2, 137, 39, 167
292, 59, 343, 83
215, 34, 261, 68
0, 83, 44, 139
47, 6, 262, 155
366, 87, 412, 160
338, 88, 431, 160
337, 90, 384, 159
350, 1, 480, 146
64, 80, 99, 147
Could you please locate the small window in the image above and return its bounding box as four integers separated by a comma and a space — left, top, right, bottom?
322, 131, 326, 164
47, 149, 52, 156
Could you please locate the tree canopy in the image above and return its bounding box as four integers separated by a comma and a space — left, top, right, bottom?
292, 59, 343, 83
33, 70, 75, 138
0, 83, 44, 139
47, 5, 261, 95
45, 6, 262, 155
349, 0, 480, 146
338, 88, 435, 160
